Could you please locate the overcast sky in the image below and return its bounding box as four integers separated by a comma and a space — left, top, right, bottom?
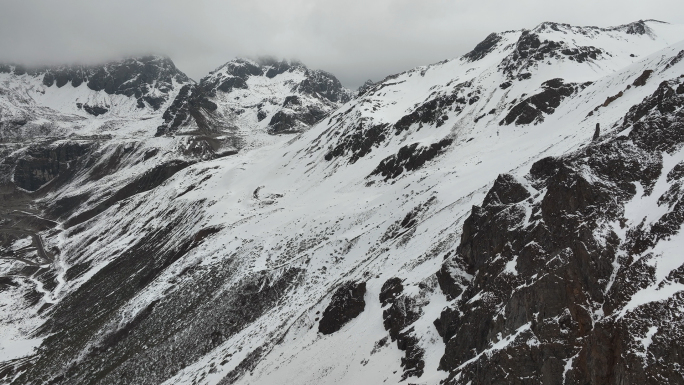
1, 0, 683, 88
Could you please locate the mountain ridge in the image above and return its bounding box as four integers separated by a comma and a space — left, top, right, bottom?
1, 19, 684, 385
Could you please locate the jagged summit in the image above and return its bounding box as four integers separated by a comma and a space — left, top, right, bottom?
464, 19, 675, 65
531, 19, 667, 35
0, 55, 193, 141
201, 57, 350, 104
0, 55, 190, 110
155, 57, 352, 140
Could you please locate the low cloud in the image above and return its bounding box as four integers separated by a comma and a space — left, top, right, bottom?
1, 0, 682, 88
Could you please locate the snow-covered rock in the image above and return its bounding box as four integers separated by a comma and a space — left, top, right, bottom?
0, 55, 191, 141
156, 58, 352, 150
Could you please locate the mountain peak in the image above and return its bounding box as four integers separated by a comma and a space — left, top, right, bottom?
156, 56, 352, 138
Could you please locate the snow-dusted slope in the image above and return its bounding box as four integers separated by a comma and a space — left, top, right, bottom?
317, 20, 684, 174
2, 20, 684, 385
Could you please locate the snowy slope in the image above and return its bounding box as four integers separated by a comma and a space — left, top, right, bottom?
1, 19, 684, 385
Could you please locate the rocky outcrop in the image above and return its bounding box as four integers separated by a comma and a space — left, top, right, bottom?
500, 30, 604, 76
324, 82, 470, 165
369, 138, 453, 181
463, 33, 502, 62
12, 141, 92, 191
155, 83, 218, 136
435, 76, 684, 384
318, 281, 366, 335
268, 103, 328, 135
500, 78, 591, 125
379, 278, 425, 380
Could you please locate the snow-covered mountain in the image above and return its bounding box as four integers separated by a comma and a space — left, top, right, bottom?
156, 58, 353, 150
0, 55, 191, 141
2, 19, 684, 385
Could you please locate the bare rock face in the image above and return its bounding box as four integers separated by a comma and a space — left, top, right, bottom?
12, 142, 92, 192
369, 138, 453, 181
499, 29, 604, 76
318, 281, 366, 335
435, 76, 684, 384
379, 278, 425, 380
500, 78, 592, 125
463, 33, 503, 62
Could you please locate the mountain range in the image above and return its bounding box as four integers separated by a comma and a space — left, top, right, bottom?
1, 19, 684, 385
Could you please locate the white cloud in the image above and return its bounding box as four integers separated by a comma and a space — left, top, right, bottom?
0, 0, 682, 87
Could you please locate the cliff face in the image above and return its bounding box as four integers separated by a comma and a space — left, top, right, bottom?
437, 77, 684, 384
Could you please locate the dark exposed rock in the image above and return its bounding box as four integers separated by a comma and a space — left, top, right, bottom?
13, 141, 92, 192
219, 59, 263, 80
593, 122, 601, 141
500, 78, 590, 125
318, 281, 366, 335
667, 161, 684, 182
633, 69, 654, 87
369, 138, 453, 180
436, 75, 684, 385
0, 277, 18, 292
379, 277, 403, 307
82, 104, 108, 116
482, 173, 531, 207
268, 105, 328, 134
217, 77, 248, 93
263, 59, 291, 78
463, 33, 502, 62
294, 69, 351, 104
379, 278, 425, 380
63, 159, 191, 228
435, 255, 468, 302
157, 58, 350, 136
623, 81, 681, 131
268, 111, 299, 134
325, 82, 470, 165
620, 20, 651, 35
256, 109, 267, 122
500, 31, 603, 75
394, 85, 469, 134
324, 122, 388, 163
156, 84, 218, 136
664, 50, 684, 71
25, 56, 188, 110
357, 79, 376, 96
282, 95, 300, 107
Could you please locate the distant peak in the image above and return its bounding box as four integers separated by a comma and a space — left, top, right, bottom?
255, 57, 305, 69
530, 19, 668, 36
463, 32, 503, 62
610, 20, 652, 35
